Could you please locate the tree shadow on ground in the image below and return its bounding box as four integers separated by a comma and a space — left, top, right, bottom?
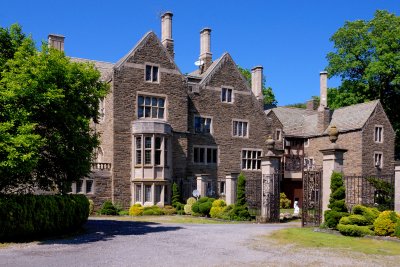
38, 219, 183, 245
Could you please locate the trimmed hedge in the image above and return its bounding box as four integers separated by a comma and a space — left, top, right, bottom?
0, 194, 89, 241
337, 224, 374, 237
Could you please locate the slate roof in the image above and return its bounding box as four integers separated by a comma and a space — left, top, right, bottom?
266, 100, 380, 137
70, 57, 114, 82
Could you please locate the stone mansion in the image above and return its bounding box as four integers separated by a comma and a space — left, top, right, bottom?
49, 12, 395, 209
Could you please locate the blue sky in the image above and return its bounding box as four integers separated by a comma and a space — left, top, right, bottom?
1, 1, 399, 105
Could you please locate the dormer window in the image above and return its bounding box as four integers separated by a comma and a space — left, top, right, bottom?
145, 65, 159, 82
374, 126, 383, 143
221, 88, 233, 103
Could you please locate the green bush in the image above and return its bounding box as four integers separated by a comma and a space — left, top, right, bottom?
324, 172, 348, 229
374, 210, 400, 236
162, 205, 176, 215
0, 194, 89, 241
119, 210, 129, 216
339, 214, 369, 226
129, 204, 144, 216
237, 173, 246, 206
280, 193, 291, 209
88, 199, 94, 215
99, 200, 118, 215
184, 197, 196, 215
171, 182, 181, 208
191, 197, 215, 216
394, 221, 400, 238
337, 224, 374, 237
143, 205, 164, 216
187, 197, 196, 205
227, 204, 251, 221
352, 205, 380, 224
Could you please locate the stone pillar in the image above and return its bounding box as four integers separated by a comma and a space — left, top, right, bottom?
225, 173, 239, 205
196, 174, 209, 198
395, 162, 400, 213
251, 66, 263, 101
259, 136, 281, 223
319, 126, 347, 222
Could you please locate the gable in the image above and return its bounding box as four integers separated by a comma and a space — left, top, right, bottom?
199, 53, 251, 92
114, 31, 181, 73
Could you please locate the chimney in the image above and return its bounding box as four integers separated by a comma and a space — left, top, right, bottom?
251, 66, 263, 101
319, 71, 328, 109
48, 34, 65, 51
161, 12, 174, 58
317, 71, 331, 132
199, 28, 212, 73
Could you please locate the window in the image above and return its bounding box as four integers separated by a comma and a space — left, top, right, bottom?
374, 126, 383, 143
135, 184, 142, 202
241, 150, 262, 170
155, 185, 162, 203
136, 137, 142, 165
155, 137, 162, 166
233, 120, 248, 137
276, 129, 282, 141
76, 180, 83, 193
194, 116, 212, 134
304, 157, 314, 170
219, 181, 226, 195
71, 178, 94, 194
144, 136, 152, 165
221, 88, 233, 103
144, 185, 152, 202
374, 152, 383, 169
95, 147, 104, 163
164, 138, 168, 166
145, 65, 159, 82
85, 180, 94, 194
304, 138, 309, 147
138, 95, 165, 119
193, 146, 218, 164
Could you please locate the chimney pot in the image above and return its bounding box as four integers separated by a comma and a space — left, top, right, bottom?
251, 66, 263, 101
161, 11, 174, 58
48, 34, 65, 51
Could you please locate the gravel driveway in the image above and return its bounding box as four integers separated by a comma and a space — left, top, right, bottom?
0, 218, 399, 267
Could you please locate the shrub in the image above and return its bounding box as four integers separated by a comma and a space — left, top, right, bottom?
394, 221, 400, 238
352, 205, 380, 224
280, 193, 291, 209
88, 199, 94, 215
0, 194, 89, 241
186, 197, 197, 205
210, 199, 227, 219
237, 173, 246, 206
366, 177, 394, 211
324, 172, 348, 229
129, 204, 144, 216
184, 197, 197, 215
339, 214, 369, 226
162, 205, 176, 215
171, 182, 181, 208
119, 210, 129, 216
99, 200, 118, 215
374, 210, 400, 236
191, 197, 214, 216
143, 205, 164, 216
337, 224, 374, 237
227, 204, 251, 221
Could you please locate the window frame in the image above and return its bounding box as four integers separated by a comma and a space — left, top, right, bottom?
232, 119, 249, 138
241, 149, 262, 171
374, 125, 383, 143
276, 129, 283, 141
137, 93, 166, 120
193, 146, 218, 165
134, 134, 169, 167
194, 115, 213, 134
374, 152, 383, 169
221, 87, 234, 103
144, 63, 160, 83
71, 178, 95, 195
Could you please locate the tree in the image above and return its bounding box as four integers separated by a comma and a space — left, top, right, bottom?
326, 10, 400, 156
238, 66, 277, 106
0, 24, 26, 75
324, 172, 349, 229
236, 173, 246, 206
0, 24, 109, 193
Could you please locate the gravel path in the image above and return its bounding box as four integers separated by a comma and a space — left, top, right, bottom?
0, 218, 399, 267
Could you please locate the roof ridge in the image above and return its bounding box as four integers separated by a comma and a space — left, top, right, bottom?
334, 99, 379, 111
70, 57, 115, 65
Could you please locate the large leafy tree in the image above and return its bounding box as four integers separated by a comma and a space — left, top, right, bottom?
326, 10, 400, 156
0, 24, 108, 193
238, 66, 277, 106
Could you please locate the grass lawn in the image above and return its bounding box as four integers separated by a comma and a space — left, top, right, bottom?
268, 228, 400, 256
92, 215, 240, 224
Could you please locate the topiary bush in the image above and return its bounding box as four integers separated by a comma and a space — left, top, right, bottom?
280, 193, 291, 209
339, 214, 369, 226
352, 205, 380, 225
162, 205, 176, 215
210, 199, 227, 219
0, 194, 89, 241
324, 172, 349, 229
99, 200, 118, 215
227, 204, 251, 221
191, 197, 215, 217
237, 173, 246, 206
129, 203, 144, 216
184, 197, 197, 215
394, 221, 400, 238
337, 224, 374, 237
374, 210, 400, 236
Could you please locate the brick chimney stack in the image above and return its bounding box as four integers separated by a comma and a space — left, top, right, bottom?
199, 28, 212, 73
317, 71, 331, 133
161, 12, 174, 58
48, 34, 65, 51
251, 66, 263, 101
